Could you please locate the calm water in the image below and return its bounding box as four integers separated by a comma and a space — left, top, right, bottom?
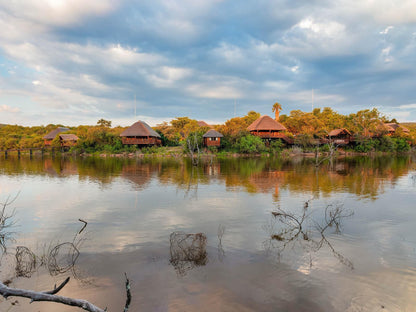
0, 154, 415, 311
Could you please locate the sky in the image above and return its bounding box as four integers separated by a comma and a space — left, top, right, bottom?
0, 0, 415, 127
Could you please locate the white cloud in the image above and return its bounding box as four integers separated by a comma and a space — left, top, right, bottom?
296, 18, 345, 38
186, 84, 243, 99
398, 103, 416, 109
380, 26, 394, 35
2, 0, 115, 27
291, 66, 299, 73
147, 66, 193, 88
0, 105, 19, 113
381, 45, 393, 63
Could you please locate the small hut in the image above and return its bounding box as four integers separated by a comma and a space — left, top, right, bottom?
328, 128, 352, 145
43, 127, 69, 146
120, 120, 162, 146
383, 123, 410, 136
59, 134, 79, 147
203, 129, 223, 147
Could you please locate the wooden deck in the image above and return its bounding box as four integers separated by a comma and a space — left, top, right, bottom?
121, 137, 161, 145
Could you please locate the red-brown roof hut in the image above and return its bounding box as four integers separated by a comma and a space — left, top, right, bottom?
247, 115, 291, 143
203, 129, 223, 147
383, 123, 410, 136
43, 127, 69, 146
120, 121, 162, 146
59, 134, 79, 147
328, 128, 352, 145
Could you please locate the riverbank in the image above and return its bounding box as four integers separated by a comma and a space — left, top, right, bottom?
1, 145, 415, 160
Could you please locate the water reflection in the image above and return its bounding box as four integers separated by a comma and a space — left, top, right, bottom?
169, 232, 208, 276
0, 155, 413, 199
264, 200, 354, 270
0, 155, 415, 311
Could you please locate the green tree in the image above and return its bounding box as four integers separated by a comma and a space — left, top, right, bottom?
97, 119, 112, 128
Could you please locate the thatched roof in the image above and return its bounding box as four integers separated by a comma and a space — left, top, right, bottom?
203, 129, 223, 138
384, 123, 410, 133
197, 121, 211, 127
329, 128, 351, 137
120, 121, 161, 138
43, 127, 69, 140
247, 115, 287, 131
59, 134, 79, 141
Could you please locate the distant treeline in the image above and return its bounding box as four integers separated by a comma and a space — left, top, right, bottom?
1, 108, 415, 154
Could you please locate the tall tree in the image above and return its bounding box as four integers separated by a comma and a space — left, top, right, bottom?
96, 119, 112, 128
272, 102, 282, 121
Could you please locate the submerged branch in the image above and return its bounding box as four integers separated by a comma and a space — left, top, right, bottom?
0, 279, 106, 312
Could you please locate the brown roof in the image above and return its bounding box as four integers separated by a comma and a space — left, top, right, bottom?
203, 129, 223, 138
384, 123, 410, 133
120, 120, 161, 138
329, 128, 351, 137
43, 127, 69, 140
197, 121, 211, 127
247, 115, 287, 131
59, 134, 79, 141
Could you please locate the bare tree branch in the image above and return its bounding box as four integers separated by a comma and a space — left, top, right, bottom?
0, 279, 106, 312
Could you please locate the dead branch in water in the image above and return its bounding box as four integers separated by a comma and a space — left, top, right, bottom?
78, 219, 88, 234
0, 277, 106, 312
268, 200, 354, 269
170, 231, 207, 276
0, 198, 132, 311
0, 193, 19, 253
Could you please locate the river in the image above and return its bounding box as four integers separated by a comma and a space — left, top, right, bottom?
0, 154, 415, 311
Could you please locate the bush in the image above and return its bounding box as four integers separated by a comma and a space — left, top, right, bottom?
294, 134, 314, 149
269, 140, 284, 153
354, 136, 376, 153
236, 135, 266, 153
377, 136, 396, 152
393, 138, 410, 152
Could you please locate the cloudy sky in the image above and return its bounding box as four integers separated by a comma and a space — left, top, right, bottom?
0, 0, 415, 126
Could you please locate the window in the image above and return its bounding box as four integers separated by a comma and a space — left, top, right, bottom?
210, 137, 217, 141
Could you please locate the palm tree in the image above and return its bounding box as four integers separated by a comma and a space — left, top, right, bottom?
272, 102, 282, 121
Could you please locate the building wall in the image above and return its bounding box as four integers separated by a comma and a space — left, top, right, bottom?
122, 136, 162, 145
204, 137, 221, 147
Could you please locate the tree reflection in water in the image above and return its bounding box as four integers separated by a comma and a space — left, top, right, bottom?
169, 231, 208, 276
264, 200, 354, 270
2, 218, 90, 283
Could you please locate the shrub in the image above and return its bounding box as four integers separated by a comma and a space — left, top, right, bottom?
354, 136, 376, 153
377, 136, 396, 152
269, 140, 284, 153
393, 138, 410, 152
237, 135, 266, 153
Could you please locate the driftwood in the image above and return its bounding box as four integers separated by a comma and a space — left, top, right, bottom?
0, 273, 132, 312
0, 277, 106, 312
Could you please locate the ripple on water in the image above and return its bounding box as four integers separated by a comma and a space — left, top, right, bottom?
336, 266, 416, 312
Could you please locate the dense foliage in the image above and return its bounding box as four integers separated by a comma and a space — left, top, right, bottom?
1, 106, 415, 154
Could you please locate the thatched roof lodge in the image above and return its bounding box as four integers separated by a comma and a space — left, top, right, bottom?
120, 120, 162, 146
247, 115, 292, 143
384, 123, 410, 135
43, 127, 69, 145
328, 128, 352, 145
59, 134, 79, 147
203, 129, 223, 147
197, 121, 211, 128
